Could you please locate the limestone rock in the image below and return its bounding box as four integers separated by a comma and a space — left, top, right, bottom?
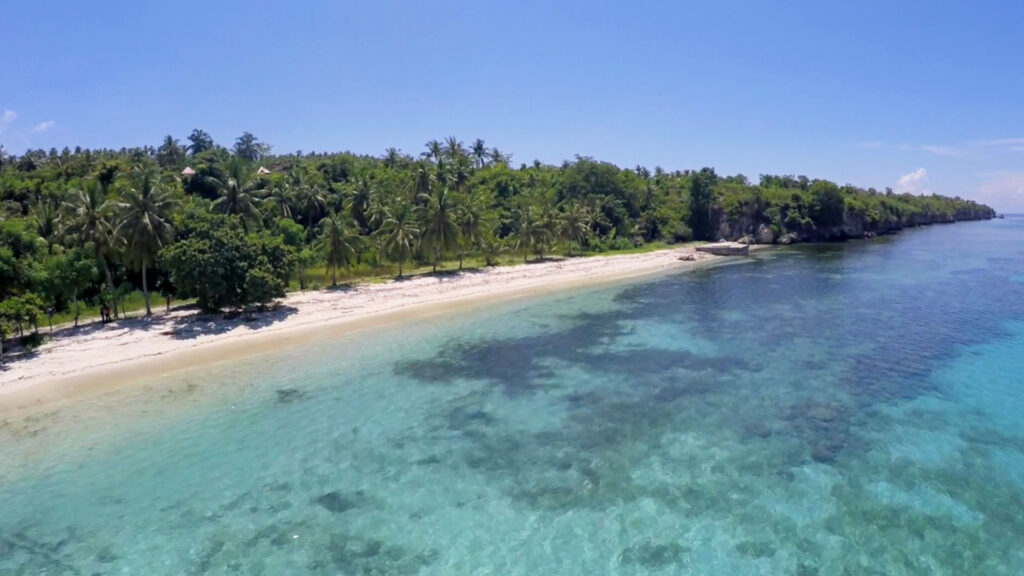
695, 243, 750, 256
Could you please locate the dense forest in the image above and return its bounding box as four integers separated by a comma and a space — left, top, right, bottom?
0, 132, 994, 359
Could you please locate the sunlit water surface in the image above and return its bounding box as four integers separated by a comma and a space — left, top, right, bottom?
2, 218, 1023, 575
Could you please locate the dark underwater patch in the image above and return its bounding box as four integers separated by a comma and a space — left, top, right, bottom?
323, 533, 438, 575
275, 386, 309, 404
619, 540, 691, 568
314, 490, 368, 514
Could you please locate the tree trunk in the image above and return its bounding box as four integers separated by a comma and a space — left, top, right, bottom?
398, 259, 403, 278
459, 251, 464, 270
331, 266, 337, 287
98, 252, 119, 319
142, 263, 152, 316
73, 290, 79, 328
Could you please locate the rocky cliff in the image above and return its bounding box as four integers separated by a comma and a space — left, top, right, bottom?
714, 205, 995, 245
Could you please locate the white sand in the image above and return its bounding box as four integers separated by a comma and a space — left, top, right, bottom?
0, 246, 722, 409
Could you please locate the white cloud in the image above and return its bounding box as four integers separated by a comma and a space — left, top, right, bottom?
968, 137, 1024, 148
31, 120, 55, 133
975, 171, 1024, 212
897, 168, 929, 194
0, 109, 15, 134
967, 137, 1024, 154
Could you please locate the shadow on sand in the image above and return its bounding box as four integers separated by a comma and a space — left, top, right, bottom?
167, 305, 299, 340
390, 267, 494, 283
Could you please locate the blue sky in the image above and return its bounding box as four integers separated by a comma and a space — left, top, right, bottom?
2, 1, 1024, 210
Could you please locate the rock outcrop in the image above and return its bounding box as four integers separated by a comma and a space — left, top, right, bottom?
709, 205, 994, 246
696, 243, 750, 256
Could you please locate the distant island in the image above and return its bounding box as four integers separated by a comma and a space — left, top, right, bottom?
0, 132, 994, 367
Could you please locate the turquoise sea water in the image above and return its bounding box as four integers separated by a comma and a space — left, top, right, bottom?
2, 218, 1023, 575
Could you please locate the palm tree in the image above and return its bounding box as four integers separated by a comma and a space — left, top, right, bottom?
489, 147, 509, 166
156, 135, 186, 170
449, 155, 472, 192
443, 136, 465, 162
479, 233, 504, 267
423, 139, 443, 163
418, 186, 460, 273
454, 190, 497, 269
210, 157, 262, 230
413, 161, 433, 200
376, 199, 419, 277
433, 158, 449, 189
539, 203, 564, 258
262, 183, 293, 219
319, 211, 363, 286
32, 199, 63, 254
348, 171, 376, 231
63, 179, 118, 295
471, 139, 488, 169
591, 194, 622, 237
561, 202, 594, 256
115, 165, 178, 316
186, 129, 215, 155
233, 132, 270, 161
293, 178, 327, 236
510, 207, 551, 263
383, 147, 404, 169
365, 188, 392, 232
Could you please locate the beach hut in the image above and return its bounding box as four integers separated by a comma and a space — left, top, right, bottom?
181, 166, 196, 177
257, 166, 272, 175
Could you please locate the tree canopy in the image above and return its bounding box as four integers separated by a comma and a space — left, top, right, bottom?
0, 129, 996, 359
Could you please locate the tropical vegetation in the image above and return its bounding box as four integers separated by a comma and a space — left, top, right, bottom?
0, 132, 995, 363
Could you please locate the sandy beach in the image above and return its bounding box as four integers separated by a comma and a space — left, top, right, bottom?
0, 246, 725, 410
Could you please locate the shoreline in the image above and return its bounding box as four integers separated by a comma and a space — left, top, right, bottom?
0, 246, 730, 414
